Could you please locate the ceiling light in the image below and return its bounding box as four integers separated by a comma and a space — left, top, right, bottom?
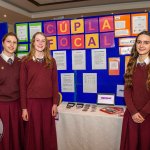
3, 14, 7, 18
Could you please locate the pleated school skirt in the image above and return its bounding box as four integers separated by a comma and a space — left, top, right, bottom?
24, 98, 57, 150
120, 109, 150, 150
0, 100, 22, 150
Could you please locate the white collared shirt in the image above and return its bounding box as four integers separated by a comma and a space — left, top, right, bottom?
137, 57, 150, 65
1, 51, 15, 63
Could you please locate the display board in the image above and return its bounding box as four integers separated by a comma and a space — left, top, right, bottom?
15, 12, 150, 105
0, 22, 8, 53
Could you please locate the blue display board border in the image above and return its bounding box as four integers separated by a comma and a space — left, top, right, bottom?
0, 22, 8, 53
15, 11, 150, 105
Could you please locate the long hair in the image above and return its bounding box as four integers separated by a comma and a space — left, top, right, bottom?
124, 31, 150, 89
23, 32, 52, 68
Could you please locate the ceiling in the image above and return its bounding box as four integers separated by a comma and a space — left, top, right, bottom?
0, 0, 150, 25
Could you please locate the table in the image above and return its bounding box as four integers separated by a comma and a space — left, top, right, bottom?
56, 102, 125, 150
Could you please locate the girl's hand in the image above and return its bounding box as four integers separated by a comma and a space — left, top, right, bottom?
132, 112, 145, 123
52, 104, 58, 117
22, 109, 29, 121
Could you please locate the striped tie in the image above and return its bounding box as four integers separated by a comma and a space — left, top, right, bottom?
7, 58, 13, 65
138, 62, 146, 67
36, 58, 44, 63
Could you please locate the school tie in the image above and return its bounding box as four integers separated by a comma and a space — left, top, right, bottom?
138, 62, 146, 67
36, 58, 44, 63
7, 58, 13, 65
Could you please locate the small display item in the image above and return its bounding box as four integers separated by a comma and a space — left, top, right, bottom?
84, 104, 90, 108
91, 104, 97, 112
97, 93, 115, 105
66, 102, 75, 109
91, 104, 97, 108
82, 104, 90, 111
100, 106, 124, 115
76, 103, 84, 109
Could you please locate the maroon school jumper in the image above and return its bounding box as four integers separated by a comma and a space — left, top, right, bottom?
20, 58, 58, 150
0, 56, 22, 150
120, 64, 150, 150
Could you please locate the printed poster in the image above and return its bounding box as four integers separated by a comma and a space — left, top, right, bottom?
131, 13, 148, 36
16, 23, 28, 42
29, 22, 42, 40
114, 14, 131, 37
109, 58, 120, 75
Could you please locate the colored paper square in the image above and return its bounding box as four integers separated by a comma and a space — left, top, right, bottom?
99, 16, 114, 32
71, 19, 84, 34
44, 21, 56, 36
58, 35, 71, 49
85, 18, 99, 33
57, 20, 70, 35
71, 34, 85, 49
47, 36, 57, 50
85, 33, 99, 49
100, 32, 115, 48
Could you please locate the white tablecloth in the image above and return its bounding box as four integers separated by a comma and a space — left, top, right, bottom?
56, 102, 125, 150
